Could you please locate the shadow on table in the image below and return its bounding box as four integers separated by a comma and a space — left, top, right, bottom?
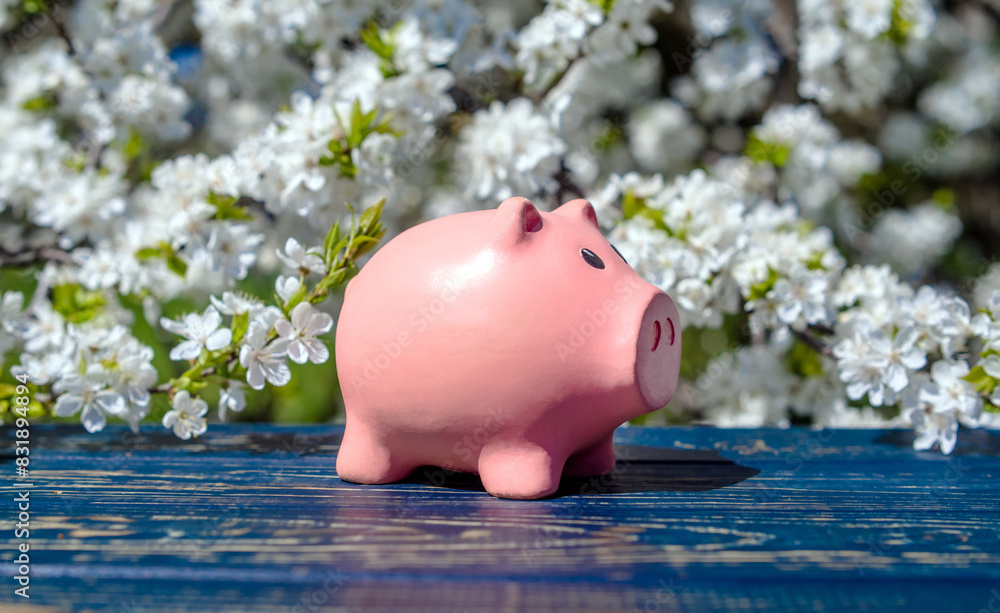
402, 445, 759, 497
875, 428, 1000, 456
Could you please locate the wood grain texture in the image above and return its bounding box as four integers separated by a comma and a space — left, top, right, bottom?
1, 425, 999, 612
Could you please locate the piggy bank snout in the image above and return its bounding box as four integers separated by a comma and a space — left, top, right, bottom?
634, 291, 681, 411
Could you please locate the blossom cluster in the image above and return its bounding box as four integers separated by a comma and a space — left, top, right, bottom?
1, 0, 998, 454
3, 199, 381, 438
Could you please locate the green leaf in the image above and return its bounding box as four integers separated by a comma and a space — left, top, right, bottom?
283, 284, 309, 313
50, 284, 106, 324
350, 234, 382, 259
372, 112, 402, 137
122, 128, 146, 162
22, 0, 48, 13
587, 0, 616, 14
135, 247, 161, 259
785, 339, 826, 378
621, 190, 670, 233
323, 222, 341, 264
359, 198, 385, 235
231, 311, 250, 345
932, 187, 955, 210
622, 190, 643, 219
50, 284, 78, 318
338, 158, 357, 178
805, 251, 825, 271
963, 365, 998, 394
208, 192, 253, 221
885, 0, 914, 44
166, 255, 188, 277
348, 100, 377, 149
27, 401, 45, 419
22, 93, 56, 112
628, 413, 649, 425
747, 268, 781, 301
360, 21, 393, 59
316, 268, 348, 292
745, 132, 789, 167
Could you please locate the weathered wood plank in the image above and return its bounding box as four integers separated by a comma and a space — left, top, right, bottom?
1, 425, 999, 612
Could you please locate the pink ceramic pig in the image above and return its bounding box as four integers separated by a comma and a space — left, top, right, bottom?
335, 197, 681, 499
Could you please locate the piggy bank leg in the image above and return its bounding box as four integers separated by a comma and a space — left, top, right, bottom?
563, 434, 616, 477
478, 443, 565, 499
336, 420, 415, 484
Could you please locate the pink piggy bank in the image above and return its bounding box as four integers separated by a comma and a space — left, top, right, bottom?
335, 197, 681, 499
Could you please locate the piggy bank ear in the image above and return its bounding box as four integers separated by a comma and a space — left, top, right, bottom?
553, 199, 599, 229
494, 197, 543, 243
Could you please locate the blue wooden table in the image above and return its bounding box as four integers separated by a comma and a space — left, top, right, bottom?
2, 425, 998, 612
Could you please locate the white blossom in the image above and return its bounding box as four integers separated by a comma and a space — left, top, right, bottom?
907, 406, 959, 455
53, 364, 125, 433
113, 344, 158, 431
219, 380, 247, 421
275, 276, 302, 304
163, 390, 209, 440
276, 238, 325, 275
920, 360, 983, 421
769, 269, 830, 327
239, 322, 291, 390
275, 302, 333, 365
456, 98, 566, 201
160, 306, 233, 361
833, 320, 926, 407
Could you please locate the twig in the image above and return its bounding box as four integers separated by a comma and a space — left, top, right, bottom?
51, 11, 75, 55
150, 365, 222, 396
553, 161, 586, 206
792, 327, 833, 357
0, 246, 77, 267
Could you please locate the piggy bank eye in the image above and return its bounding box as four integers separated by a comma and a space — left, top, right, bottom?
581, 248, 605, 269
610, 243, 627, 263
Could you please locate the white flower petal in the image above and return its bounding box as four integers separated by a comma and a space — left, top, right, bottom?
129, 387, 151, 408
274, 319, 294, 339
305, 339, 330, 364
306, 312, 334, 336
96, 391, 126, 415
247, 364, 266, 390
54, 394, 84, 417
939, 423, 958, 455
163, 410, 179, 429
263, 361, 291, 387
983, 356, 1000, 379
170, 340, 202, 361
202, 306, 223, 333
160, 317, 187, 335
81, 404, 107, 433
206, 328, 233, 351
287, 340, 309, 364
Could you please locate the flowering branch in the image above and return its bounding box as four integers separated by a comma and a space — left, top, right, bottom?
147, 199, 386, 436
2, 200, 385, 439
